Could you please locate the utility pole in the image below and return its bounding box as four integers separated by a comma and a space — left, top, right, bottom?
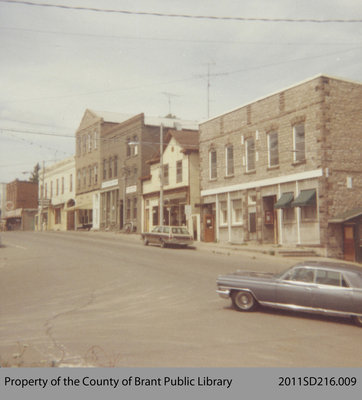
39, 160, 45, 231
159, 123, 164, 225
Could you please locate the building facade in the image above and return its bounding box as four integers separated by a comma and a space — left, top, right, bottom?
199, 75, 362, 262
141, 129, 200, 239
37, 157, 76, 231
4, 180, 38, 230
99, 114, 199, 233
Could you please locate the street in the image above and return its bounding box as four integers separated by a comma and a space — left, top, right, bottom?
0, 231, 361, 367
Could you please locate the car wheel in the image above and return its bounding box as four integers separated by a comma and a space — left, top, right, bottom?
143, 238, 149, 246
352, 316, 362, 327
160, 240, 167, 248
231, 291, 257, 311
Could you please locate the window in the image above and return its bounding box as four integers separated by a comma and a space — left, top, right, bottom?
82, 135, 87, 154
133, 197, 137, 219
133, 136, 138, 155
77, 171, 81, 189
126, 138, 131, 157
69, 174, 73, 192
83, 168, 86, 186
94, 165, 98, 184
301, 205, 317, 220
267, 131, 279, 167
283, 207, 295, 222
103, 159, 107, 180
315, 270, 348, 287
126, 198, 131, 219
44, 183, 47, 199
55, 208, 61, 224
246, 137, 255, 171
94, 130, 98, 149
114, 156, 118, 177
152, 206, 158, 226
163, 164, 169, 185
209, 149, 217, 179
176, 160, 183, 183
232, 199, 242, 224
219, 201, 228, 226
284, 267, 314, 283
109, 157, 113, 179
226, 145, 234, 176
88, 167, 92, 186
61, 177, 64, 194
56, 179, 59, 196
249, 212, 256, 233
88, 133, 92, 152
293, 124, 305, 162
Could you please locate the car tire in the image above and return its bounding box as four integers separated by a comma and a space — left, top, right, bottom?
231, 291, 257, 312
160, 240, 166, 248
143, 238, 149, 246
352, 316, 362, 327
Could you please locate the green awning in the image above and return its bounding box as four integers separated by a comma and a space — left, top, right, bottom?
291, 189, 316, 207
274, 192, 294, 209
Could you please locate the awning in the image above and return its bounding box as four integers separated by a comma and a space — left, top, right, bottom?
291, 189, 316, 207
274, 192, 294, 209
4, 208, 22, 218
329, 207, 362, 223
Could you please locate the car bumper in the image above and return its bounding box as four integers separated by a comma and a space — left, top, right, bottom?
216, 289, 231, 299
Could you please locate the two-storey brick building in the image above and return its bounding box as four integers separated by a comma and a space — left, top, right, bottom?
4, 180, 38, 230
199, 75, 362, 262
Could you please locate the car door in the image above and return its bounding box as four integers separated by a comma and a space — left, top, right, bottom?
275, 267, 315, 308
312, 269, 353, 313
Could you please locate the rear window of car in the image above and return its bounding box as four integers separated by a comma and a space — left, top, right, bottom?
315, 269, 349, 287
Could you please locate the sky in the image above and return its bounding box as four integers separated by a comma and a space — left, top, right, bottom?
1, 0, 362, 182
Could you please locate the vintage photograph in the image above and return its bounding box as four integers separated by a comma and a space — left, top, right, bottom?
1, 0, 361, 371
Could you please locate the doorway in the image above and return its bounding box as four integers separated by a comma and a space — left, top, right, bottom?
204, 214, 215, 242
343, 225, 356, 262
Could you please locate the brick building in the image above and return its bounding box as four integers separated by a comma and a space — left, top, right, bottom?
199, 75, 362, 262
4, 180, 38, 230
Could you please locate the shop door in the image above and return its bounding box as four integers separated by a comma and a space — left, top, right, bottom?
67, 211, 75, 230
204, 214, 215, 242
344, 225, 356, 262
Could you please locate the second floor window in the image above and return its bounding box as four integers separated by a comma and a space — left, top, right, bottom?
246, 137, 255, 171
226, 145, 234, 176
94, 165, 98, 184
209, 149, 217, 179
163, 164, 169, 185
268, 131, 279, 167
61, 177, 64, 194
69, 174, 73, 192
109, 157, 113, 179
176, 160, 182, 183
293, 124, 305, 162
103, 159, 107, 180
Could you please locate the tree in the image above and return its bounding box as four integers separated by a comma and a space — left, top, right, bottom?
29, 162, 41, 183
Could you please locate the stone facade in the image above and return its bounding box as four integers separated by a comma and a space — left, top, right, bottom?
199, 75, 362, 261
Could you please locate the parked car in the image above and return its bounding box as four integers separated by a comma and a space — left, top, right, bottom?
141, 226, 194, 248
216, 261, 362, 327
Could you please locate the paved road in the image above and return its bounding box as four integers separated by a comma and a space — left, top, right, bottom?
0, 231, 361, 367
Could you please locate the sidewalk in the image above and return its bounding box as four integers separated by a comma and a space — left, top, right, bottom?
81, 229, 332, 262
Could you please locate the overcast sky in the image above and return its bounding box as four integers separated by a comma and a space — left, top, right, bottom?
1, 0, 362, 182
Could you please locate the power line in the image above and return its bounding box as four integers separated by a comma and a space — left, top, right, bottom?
1, 1, 362, 23
2, 26, 361, 46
